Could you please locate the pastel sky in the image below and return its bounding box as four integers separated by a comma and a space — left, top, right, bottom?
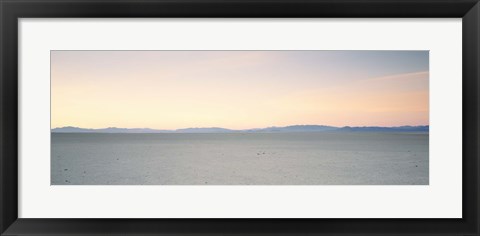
51, 51, 428, 129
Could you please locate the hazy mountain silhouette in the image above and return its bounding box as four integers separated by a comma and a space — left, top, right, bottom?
336, 125, 429, 132
175, 127, 233, 133
52, 126, 170, 133
246, 125, 337, 132
52, 125, 428, 133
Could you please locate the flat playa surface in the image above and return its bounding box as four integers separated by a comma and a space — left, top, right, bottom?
51, 132, 428, 185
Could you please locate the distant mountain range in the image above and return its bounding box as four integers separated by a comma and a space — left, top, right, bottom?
52, 125, 429, 133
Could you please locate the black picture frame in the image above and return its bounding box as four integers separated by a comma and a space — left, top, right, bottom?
1, 0, 479, 235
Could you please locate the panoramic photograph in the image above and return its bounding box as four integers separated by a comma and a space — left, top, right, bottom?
51, 50, 429, 185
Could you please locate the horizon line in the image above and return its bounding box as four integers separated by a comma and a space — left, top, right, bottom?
52, 124, 430, 131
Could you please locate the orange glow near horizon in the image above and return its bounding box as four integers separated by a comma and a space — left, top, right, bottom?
51, 51, 429, 130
